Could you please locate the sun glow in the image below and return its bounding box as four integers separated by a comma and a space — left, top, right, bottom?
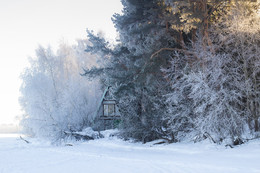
0, 0, 122, 127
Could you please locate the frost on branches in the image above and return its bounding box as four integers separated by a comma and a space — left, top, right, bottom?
19, 40, 102, 141
19, 0, 260, 144
164, 2, 260, 143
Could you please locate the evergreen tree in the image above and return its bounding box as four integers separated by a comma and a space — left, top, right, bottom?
85, 0, 176, 142
85, 0, 260, 143
161, 0, 257, 47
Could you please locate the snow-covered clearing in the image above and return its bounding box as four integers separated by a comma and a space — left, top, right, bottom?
0, 134, 260, 173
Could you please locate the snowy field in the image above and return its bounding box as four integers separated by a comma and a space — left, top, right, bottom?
0, 134, 260, 173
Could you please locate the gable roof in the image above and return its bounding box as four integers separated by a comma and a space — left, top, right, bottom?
95, 86, 115, 117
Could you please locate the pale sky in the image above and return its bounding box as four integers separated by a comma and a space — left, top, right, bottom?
0, 0, 122, 125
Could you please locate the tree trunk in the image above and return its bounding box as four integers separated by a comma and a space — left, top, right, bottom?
178, 31, 185, 48
254, 118, 259, 132
192, 28, 197, 45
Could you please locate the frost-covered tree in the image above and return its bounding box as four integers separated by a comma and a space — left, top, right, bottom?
84, 0, 177, 142
190, 47, 246, 141
164, 41, 247, 143
161, 0, 226, 47
161, 52, 194, 142
84, 0, 260, 143
157, 0, 258, 50
211, 1, 260, 133
164, 1, 260, 142
20, 40, 101, 141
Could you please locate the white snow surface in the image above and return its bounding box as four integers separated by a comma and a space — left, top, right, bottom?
0, 133, 260, 173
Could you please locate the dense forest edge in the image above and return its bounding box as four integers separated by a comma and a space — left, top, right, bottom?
19, 0, 260, 146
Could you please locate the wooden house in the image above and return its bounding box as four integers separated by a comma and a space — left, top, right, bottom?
95, 86, 120, 129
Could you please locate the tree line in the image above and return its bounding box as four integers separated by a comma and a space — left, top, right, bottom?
20, 0, 260, 144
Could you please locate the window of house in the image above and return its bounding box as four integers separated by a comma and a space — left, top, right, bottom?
103, 104, 115, 116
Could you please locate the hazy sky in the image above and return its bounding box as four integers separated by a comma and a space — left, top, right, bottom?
0, 0, 122, 125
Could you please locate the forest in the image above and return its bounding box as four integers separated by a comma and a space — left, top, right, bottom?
20, 0, 260, 145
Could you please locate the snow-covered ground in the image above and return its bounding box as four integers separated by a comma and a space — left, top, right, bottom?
0, 133, 260, 173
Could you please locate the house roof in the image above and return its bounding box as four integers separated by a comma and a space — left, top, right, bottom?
95, 86, 116, 117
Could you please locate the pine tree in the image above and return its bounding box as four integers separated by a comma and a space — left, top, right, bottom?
161, 0, 257, 47
84, 0, 176, 142
85, 0, 260, 142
